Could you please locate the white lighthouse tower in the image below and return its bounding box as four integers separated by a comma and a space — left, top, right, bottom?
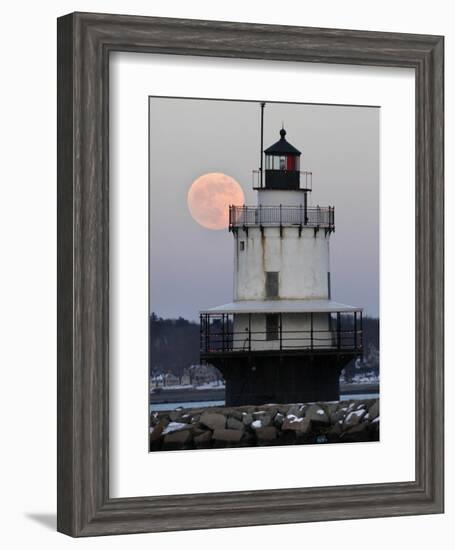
200, 111, 363, 406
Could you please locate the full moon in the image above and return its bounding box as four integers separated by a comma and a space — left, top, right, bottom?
187, 173, 245, 230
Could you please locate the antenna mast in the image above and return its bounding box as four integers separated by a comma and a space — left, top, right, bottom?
260, 102, 265, 188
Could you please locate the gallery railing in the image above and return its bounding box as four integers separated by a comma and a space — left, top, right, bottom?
200, 312, 362, 357
229, 205, 335, 231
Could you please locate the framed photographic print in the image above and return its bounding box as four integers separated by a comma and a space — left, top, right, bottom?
57, 12, 444, 536
148, 97, 380, 452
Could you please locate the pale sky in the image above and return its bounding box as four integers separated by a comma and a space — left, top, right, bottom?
149, 98, 379, 319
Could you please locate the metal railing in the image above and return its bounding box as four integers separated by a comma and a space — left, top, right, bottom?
200, 312, 362, 357
229, 205, 335, 231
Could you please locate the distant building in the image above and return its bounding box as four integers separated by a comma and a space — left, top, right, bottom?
180, 372, 191, 386
188, 364, 220, 386
150, 372, 180, 388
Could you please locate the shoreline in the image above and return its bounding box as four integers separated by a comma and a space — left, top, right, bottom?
150, 383, 379, 405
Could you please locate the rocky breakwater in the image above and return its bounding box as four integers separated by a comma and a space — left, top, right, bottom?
149, 399, 379, 451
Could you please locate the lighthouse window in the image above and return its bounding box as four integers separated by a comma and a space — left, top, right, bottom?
239, 241, 245, 251
266, 314, 279, 341
265, 271, 279, 298
266, 156, 282, 170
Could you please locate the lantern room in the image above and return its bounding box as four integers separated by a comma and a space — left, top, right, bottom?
264, 128, 302, 190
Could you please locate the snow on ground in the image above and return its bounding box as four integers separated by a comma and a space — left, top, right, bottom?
340, 373, 379, 385
287, 416, 304, 423
150, 382, 226, 392
345, 409, 366, 423
151, 384, 192, 391
162, 422, 188, 435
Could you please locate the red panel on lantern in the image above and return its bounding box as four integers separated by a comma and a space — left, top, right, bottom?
286, 156, 296, 170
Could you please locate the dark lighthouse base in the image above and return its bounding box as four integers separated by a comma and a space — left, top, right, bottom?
210, 354, 355, 407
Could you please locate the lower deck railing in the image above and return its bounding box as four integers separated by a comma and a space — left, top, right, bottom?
200, 312, 363, 356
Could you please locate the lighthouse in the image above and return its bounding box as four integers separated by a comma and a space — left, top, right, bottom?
200, 111, 363, 407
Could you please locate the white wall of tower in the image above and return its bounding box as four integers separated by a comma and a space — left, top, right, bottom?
233, 226, 331, 301
232, 312, 332, 351
257, 189, 309, 207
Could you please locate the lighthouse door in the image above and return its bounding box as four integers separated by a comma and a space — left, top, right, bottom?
265, 271, 279, 299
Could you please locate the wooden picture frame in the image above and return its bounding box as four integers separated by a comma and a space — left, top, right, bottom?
57, 12, 444, 536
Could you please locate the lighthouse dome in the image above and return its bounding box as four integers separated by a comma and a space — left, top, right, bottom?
264, 128, 301, 156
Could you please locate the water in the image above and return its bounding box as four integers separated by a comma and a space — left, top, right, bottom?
150, 393, 379, 412
342, 393, 379, 401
